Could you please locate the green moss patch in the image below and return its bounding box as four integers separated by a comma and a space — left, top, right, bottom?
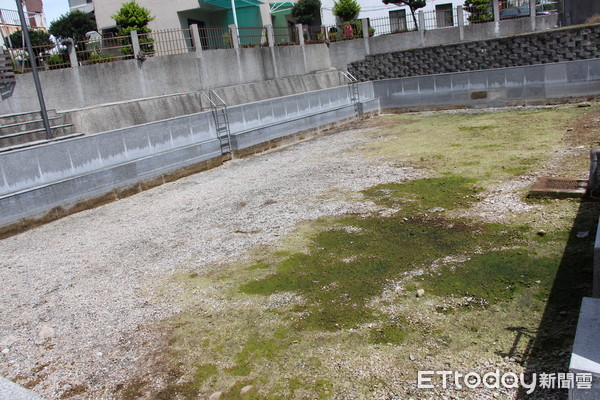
362, 176, 480, 212
418, 250, 559, 305
241, 214, 493, 330
369, 322, 408, 345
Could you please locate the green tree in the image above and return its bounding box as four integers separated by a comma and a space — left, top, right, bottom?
4, 29, 53, 56
333, 0, 361, 22
381, 0, 426, 29
291, 0, 322, 25
112, 0, 154, 35
49, 10, 97, 43
463, 0, 493, 23
112, 0, 155, 54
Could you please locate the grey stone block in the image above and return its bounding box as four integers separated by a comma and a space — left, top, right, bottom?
0, 375, 46, 400
595, 217, 600, 298
569, 297, 600, 400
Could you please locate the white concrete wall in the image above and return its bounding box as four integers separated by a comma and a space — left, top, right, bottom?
93, 0, 200, 31
321, 0, 464, 27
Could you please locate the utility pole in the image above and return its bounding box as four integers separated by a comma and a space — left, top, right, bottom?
15, 0, 52, 140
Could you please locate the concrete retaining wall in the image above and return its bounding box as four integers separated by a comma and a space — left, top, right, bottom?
2, 58, 599, 232
61, 70, 346, 135
0, 45, 335, 115
349, 23, 600, 81
373, 58, 600, 110
328, 15, 559, 70
1, 15, 561, 116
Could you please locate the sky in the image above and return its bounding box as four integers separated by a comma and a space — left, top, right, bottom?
0, 0, 70, 26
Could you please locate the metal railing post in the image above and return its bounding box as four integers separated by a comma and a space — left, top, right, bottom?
229, 24, 239, 49
15, 0, 52, 140
131, 30, 141, 58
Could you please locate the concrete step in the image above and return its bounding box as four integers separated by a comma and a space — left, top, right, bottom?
0, 116, 62, 136
0, 124, 75, 149
0, 132, 84, 153
0, 109, 58, 126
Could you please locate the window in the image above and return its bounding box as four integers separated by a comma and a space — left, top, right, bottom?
435, 3, 454, 28
389, 9, 407, 33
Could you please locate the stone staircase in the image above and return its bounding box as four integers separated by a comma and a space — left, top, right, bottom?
0, 110, 82, 152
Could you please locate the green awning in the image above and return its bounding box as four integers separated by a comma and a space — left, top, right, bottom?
199, 0, 263, 10
270, 2, 293, 13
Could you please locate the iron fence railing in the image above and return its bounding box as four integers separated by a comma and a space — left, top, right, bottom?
5, 41, 62, 73
463, 5, 494, 24
75, 33, 134, 64
325, 22, 361, 42
237, 26, 267, 47
422, 8, 456, 30
197, 26, 232, 50
272, 26, 298, 45
304, 25, 326, 43
144, 28, 194, 56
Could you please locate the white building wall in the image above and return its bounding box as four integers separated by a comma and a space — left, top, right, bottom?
321, 0, 464, 27
93, 0, 200, 31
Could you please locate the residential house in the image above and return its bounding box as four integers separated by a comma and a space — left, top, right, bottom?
321, 0, 464, 31
84, 0, 299, 45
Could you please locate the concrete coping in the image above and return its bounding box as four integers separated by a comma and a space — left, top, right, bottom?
570, 297, 600, 375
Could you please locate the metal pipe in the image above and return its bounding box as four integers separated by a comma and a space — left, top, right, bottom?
15, 0, 52, 140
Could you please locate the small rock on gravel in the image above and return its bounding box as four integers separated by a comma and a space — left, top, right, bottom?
240, 385, 254, 395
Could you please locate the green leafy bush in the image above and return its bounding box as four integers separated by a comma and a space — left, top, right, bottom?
46, 53, 69, 69
333, 0, 361, 21
464, 0, 493, 23
87, 50, 116, 64
112, 0, 155, 54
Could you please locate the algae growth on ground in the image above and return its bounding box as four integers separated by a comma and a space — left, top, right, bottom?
122, 105, 598, 400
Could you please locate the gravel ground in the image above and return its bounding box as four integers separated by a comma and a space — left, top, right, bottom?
0, 122, 425, 399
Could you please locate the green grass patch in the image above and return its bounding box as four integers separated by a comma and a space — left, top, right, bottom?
369, 321, 408, 345
419, 250, 559, 304
241, 213, 498, 331
365, 108, 589, 184
362, 176, 480, 212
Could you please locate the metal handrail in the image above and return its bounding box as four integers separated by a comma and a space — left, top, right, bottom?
201, 89, 226, 109
340, 70, 358, 83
